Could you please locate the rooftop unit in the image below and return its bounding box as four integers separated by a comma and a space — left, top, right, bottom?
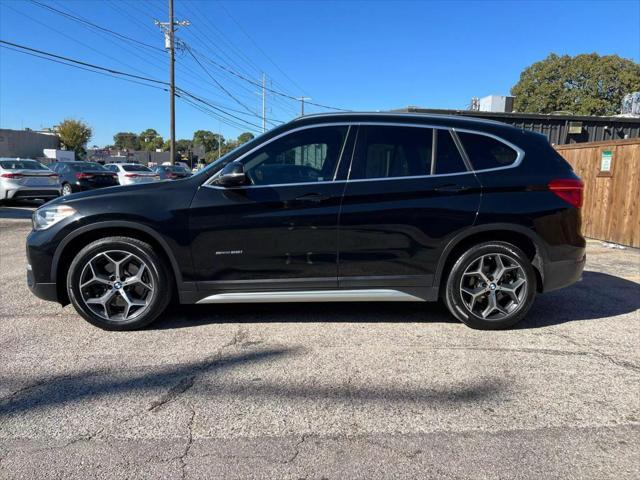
479, 95, 515, 113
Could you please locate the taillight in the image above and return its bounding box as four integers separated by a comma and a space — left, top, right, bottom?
48, 173, 59, 178
0, 172, 23, 179
75, 172, 94, 180
548, 178, 584, 208
124, 173, 139, 178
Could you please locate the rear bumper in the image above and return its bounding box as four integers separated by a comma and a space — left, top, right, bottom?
4, 187, 61, 200
542, 252, 586, 292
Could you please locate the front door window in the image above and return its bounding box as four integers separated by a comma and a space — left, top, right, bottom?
242, 126, 349, 186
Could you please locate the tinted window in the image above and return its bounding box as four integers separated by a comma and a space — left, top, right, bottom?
105, 165, 119, 172
69, 162, 107, 172
122, 164, 152, 172
435, 130, 467, 174
351, 126, 432, 179
0, 160, 47, 170
243, 126, 348, 186
458, 132, 518, 170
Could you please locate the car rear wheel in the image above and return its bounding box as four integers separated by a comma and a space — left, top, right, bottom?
66, 236, 172, 330
62, 183, 73, 196
444, 241, 536, 330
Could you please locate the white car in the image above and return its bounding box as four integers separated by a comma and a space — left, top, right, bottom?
0, 158, 61, 203
104, 163, 160, 185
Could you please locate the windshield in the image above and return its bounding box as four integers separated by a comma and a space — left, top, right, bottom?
0, 159, 47, 170
123, 164, 152, 172
69, 162, 107, 172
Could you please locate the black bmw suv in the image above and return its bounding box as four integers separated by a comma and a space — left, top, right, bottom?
26, 113, 585, 331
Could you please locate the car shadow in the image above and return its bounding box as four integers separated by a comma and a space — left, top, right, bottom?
518, 270, 640, 329
153, 270, 639, 331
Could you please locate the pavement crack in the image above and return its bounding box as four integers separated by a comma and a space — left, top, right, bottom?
284, 433, 309, 464
536, 331, 640, 374
179, 405, 195, 480
148, 375, 196, 412
0, 378, 50, 403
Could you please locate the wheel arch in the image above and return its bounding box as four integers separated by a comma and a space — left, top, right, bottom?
435, 224, 547, 295
52, 221, 183, 305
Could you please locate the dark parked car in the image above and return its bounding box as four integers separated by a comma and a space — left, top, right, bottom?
27, 113, 585, 331
153, 164, 193, 180
50, 161, 119, 195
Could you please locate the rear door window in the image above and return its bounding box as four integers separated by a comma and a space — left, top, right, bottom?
457, 132, 518, 170
435, 130, 467, 174
350, 126, 433, 180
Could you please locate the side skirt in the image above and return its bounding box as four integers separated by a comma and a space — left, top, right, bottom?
194, 289, 426, 304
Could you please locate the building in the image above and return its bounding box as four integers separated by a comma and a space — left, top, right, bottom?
393, 107, 640, 145
0, 128, 60, 158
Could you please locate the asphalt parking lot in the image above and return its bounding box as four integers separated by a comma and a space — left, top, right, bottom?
0, 203, 638, 479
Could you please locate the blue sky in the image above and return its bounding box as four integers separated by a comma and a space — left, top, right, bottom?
1, 0, 639, 147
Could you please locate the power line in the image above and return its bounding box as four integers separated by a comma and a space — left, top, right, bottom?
184, 44, 263, 121
183, 43, 350, 112
0, 40, 168, 85
0, 44, 168, 93
29, 0, 164, 53
217, 0, 307, 95
0, 40, 267, 132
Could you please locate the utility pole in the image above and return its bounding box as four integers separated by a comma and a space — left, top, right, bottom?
296, 96, 312, 116
155, 1, 189, 164
261, 73, 266, 133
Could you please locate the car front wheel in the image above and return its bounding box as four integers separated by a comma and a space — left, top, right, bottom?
444, 241, 536, 330
66, 236, 172, 330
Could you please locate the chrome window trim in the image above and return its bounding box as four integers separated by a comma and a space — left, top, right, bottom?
202, 121, 524, 189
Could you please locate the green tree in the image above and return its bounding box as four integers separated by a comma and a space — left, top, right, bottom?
139, 128, 164, 151
113, 132, 140, 150
57, 119, 92, 159
511, 53, 640, 116
193, 130, 223, 153
237, 132, 255, 145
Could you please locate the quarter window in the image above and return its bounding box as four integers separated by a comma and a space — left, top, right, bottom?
242, 126, 348, 186
351, 126, 433, 179
457, 132, 518, 170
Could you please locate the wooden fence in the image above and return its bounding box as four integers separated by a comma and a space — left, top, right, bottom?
555, 138, 640, 248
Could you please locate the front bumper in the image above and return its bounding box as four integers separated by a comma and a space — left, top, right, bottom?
542, 253, 586, 292
27, 263, 59, 302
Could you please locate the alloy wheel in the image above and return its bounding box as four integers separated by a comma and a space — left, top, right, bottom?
459, 253, 527, 320
78, 250, 154, 322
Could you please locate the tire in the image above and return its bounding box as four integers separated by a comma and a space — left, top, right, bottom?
66, 236, 173, 330
444, 241, 536, 330
62, 183, 73, 196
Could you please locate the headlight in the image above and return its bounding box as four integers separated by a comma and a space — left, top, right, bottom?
32, 205, 76, 231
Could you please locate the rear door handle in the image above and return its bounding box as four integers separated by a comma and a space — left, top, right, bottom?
293, 193, 331, 203
434, 184, 468, 193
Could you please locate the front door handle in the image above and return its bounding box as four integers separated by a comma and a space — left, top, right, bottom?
434, 184, 468, 193
294, 193, 331, 203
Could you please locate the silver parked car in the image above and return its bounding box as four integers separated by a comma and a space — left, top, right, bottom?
0, 158, 61, 203
104, 163, 160, 185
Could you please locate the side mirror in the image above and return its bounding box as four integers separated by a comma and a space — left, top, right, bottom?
216, 161, 246, 187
